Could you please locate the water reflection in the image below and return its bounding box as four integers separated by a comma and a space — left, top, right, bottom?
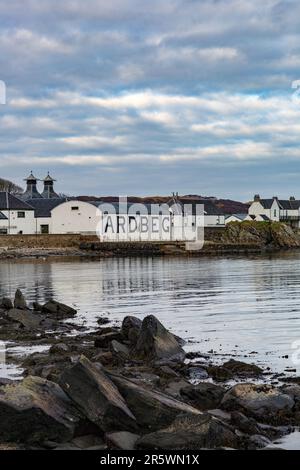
1, 253, 300, 373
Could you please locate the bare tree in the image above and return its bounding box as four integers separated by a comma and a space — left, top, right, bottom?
0, 178, 23, 195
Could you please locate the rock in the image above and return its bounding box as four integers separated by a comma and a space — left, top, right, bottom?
111, 340, 129, 358
187, 366, 209, 382
14, 289, 27, 310
94, 331, 123, 348
59, 355, 137, 432
221, 383, 294, 422
0, 376, 81, 443
129, 372, 160, 388
109, 373, 201, 432
106, 431, 140, 450
42, 300, 77, 319
1, 297, 13, 310
281, 384, 300, 410
164, 379, 191, 398
158, 365, 179, 378
72, 434, 105, 449
207, 360, 263, 382
137, 413, 238, 450
180, 382, 225, 411
121, 316, 142, 343
230, 411, 260, 435
32, 302, 43, 311
49, 343, 70, 355
133, 315, 185, 362
247, 434, 272, 449
221, 359, 263, 377
6, 308, 43, 330
92, 351, 114, 366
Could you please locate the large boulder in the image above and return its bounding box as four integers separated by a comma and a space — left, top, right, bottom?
110, 373, 201, 432
180, 382, 225, 411
0, 298, 13, 310
0, 376, 81, 443
137, 413, 238, 449
14, 289, 27, 310
59, 355, 137, 432
133, 315, 185, 362
6, 308, 44, 330
121, 316, 142, 345
221, 383, 294, 422
42, 300, 77, 319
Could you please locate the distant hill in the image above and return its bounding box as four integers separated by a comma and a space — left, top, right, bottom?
75, 194, 249, 215
0, 177, 23, 195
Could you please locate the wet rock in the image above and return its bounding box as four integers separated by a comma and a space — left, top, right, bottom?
133, 315, 185, 362
187, 366, 209, 382
1, 297, 13, 310
208, 359, 263, 382
6, 308, 43, 330
94, 331, 123, 348
106, 431, 140, 450
164, 379, 191, 398
221, 383, 294, 422
221, 359, 263, 377
49, 343, 70, 355
110, 373, 201, 432
121, 316, 142, 344
42, 300, 77, 319
92, 351, 114, 366
230, 411, 260, 435
111, 340, 130, 359
32, 302, 43, 311
180, 382, 225, 411
59, 355, 137, 432
281, 384, 300, 410
0, 376, 81, 443
72, 434, 105, 449
137, 413, 238, 450
14, 289, 27, 310
247, 434, 272, 449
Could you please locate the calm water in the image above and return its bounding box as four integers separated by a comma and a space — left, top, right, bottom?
1, 252, 300, 376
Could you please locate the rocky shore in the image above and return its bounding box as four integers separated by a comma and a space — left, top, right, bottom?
0, 290, 299, 451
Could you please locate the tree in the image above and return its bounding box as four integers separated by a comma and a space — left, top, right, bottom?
0, 178, 23, 195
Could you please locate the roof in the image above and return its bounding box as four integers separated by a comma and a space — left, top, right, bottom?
257, 199, 275, 209
258, 214, 271, 221
0, 192, 34, 210
89, 198, 223, 216
0, 211, 8, 220
26, 198, 66, 217
225, 213, 248, 221
278, 199, 300, 210
24, 171, 40, 181
43, 172, 56, 182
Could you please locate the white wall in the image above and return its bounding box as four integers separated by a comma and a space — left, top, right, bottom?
1, 209, 35, 234
51, 201, 100, 234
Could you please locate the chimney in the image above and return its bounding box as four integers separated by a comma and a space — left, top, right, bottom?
22, 171, 42, 200
41, 172, 59, 199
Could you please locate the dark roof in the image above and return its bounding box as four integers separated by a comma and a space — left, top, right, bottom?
260, 214, 270, 221
24, 171, 40, 181
278, 199, 300, 210
177, 198, 224, 215
225, 213, 248, 220
43, 172, 56, 182
0, 192, 34, 210
0, 211, 8, 220
26, 198, 66, 217
258, 199, 275, 209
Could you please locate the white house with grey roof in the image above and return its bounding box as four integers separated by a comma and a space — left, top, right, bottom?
0, 192, 35, 234
248, 195, 300, 227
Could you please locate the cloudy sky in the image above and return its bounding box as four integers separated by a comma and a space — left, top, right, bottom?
0, 0, 300, 200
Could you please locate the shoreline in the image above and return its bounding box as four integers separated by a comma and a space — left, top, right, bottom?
0, 291, 300, 450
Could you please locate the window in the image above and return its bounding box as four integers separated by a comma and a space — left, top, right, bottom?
40, 225, 49, 234
71, 206, 79, 211
0, 229, 7, 235
17, 211, 25, 218
274, 209, 277, 217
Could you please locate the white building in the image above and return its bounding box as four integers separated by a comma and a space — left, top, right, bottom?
0, 172, 226, 239
248, 195, 300, 227
0, 192, 35, 234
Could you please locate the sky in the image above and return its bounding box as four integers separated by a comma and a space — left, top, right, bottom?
1, 0, 300, 200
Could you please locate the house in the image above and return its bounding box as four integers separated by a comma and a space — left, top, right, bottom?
248, 195, 300, 228
0, 192, 35, 234
225, 213, 248, 224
